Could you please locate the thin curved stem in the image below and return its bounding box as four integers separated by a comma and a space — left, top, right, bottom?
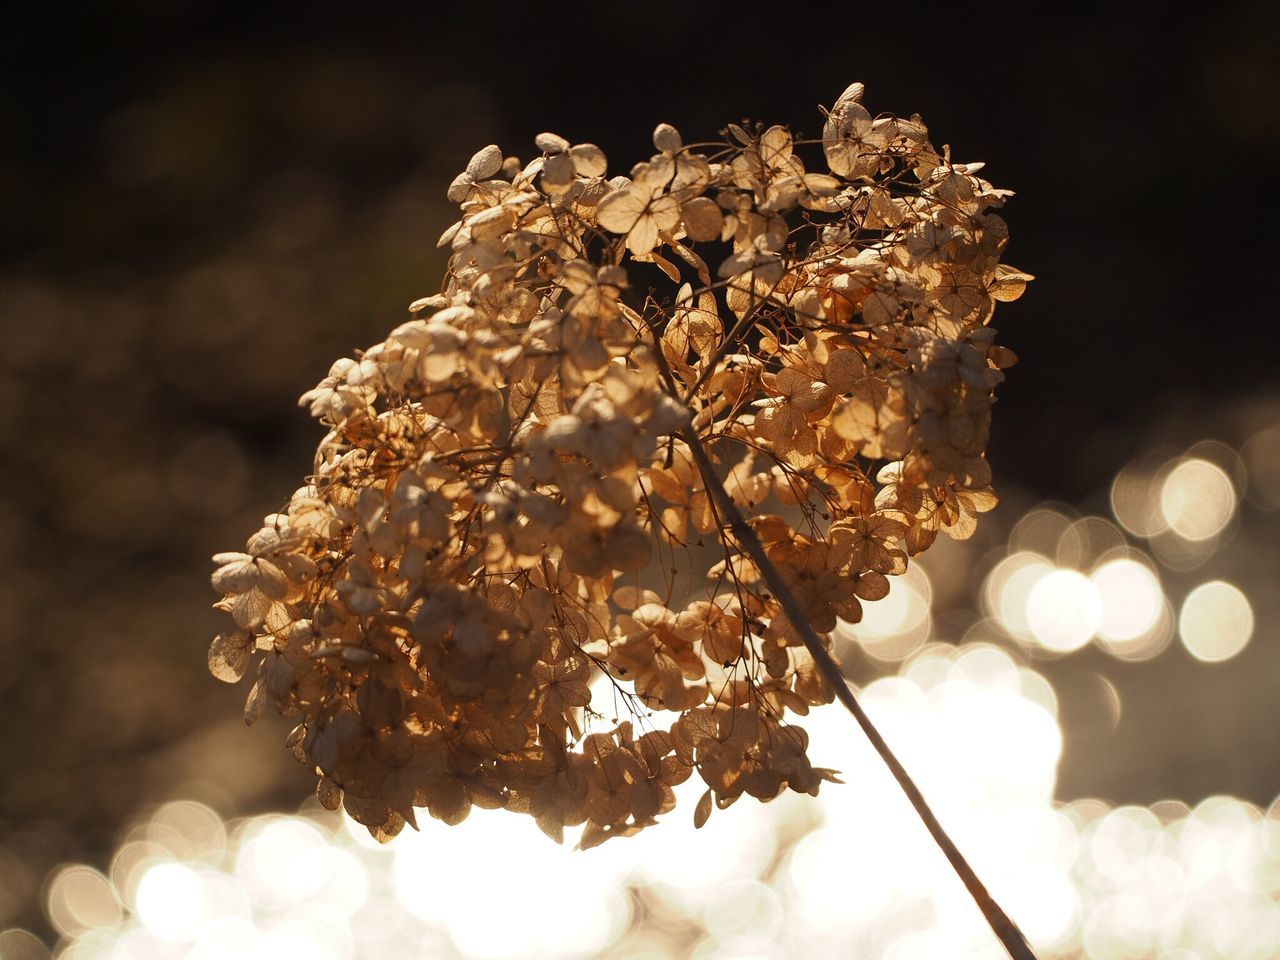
677, 420, 1039, 960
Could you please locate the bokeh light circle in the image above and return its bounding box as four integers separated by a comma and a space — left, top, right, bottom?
1111, 461, 1168, 538
1160, 458, 1236, 541
842, 564, 932, 661
1090, 558, 1163, 643
984, 551, 1054, 641
133, 861, 211, 942
45, 866, 120, 937
1026, 569, 1101, 653
1179, 581, 1254, 662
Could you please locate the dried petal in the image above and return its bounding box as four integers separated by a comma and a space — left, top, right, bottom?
208, 631, 253, 683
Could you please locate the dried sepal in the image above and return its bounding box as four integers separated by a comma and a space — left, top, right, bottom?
208, 631, 253, 683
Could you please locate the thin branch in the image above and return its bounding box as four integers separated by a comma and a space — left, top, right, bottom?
676, 418, 1040, 960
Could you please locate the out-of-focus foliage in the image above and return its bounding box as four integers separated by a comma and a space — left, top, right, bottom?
0, 55, 484, 931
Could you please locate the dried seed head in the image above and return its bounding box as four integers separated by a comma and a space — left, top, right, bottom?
210, 83, 1029, 847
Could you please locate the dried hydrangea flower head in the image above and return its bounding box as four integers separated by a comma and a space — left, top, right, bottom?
210, 82, 1030, 853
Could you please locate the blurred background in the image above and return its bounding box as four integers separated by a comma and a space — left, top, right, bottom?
2, 3, 1279, 958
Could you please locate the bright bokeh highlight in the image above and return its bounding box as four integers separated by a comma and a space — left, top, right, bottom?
1090, 559, 1162, 643
1088, 558, 1174, 659
987, 545, 1176, 658
837, 564, 932, 660
1160, 458, 1236, 541
1026, 569, 1102, 652
1179, 580, 1254, 663
134, 861, 210, 942
1110, 462, 1167, 538
27, 640, 1280, 960
985, 551, 1054, 642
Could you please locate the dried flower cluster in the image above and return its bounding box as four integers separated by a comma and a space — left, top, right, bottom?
210, 83, 1029, 847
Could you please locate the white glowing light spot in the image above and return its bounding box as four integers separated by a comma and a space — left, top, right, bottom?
46, 866, 121, 936
235, 818, 332, 907
1018, 669, 1060, 718
37, 624, 1280, 960
851, 565, 932, 660
1004, 863, 1079, 948
339, 809, 393, 852
954, 644, 1019, 689
1160, 458, 1236, 541
1056, 515, 1127, 571
394, 808, 628, 959
621, 776, 779, 909
588, 672, 627, 722
1090, 807, 1162, 883
1111, 462, 1166, 538
787, 826, 894, 928
134, 862, 210, 942
254, 912, 350, 960
0, 929, 52, 960
146, 801, 227, 861
858, 576, 920, 634
986, 552, 1054, 640
702, 879, 782, 944
1179, 581, 1254, 663
1027, 569, 1101, 652
313, 847, 368, 917
1091, 559, 1163, 642
182, 917, 256, 960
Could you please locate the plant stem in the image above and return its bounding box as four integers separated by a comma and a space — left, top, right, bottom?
677, 421, 1040, 960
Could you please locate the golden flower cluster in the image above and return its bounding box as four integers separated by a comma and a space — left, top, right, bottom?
210, 83, 1029, 847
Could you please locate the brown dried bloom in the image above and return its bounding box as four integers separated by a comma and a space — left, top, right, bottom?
210, 82, 1030, 850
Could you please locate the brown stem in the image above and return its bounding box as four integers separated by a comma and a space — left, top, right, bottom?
677, 422, 1040, 960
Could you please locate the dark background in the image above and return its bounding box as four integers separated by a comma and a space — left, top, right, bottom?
2, 0, 1278, 937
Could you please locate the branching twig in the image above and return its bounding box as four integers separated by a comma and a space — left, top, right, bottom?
677, 418, 1040, 960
